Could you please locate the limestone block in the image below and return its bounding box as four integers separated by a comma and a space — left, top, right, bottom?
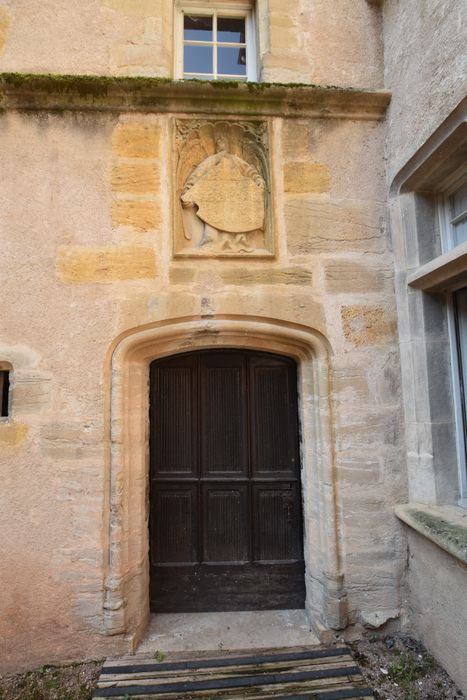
282, 121, 310, 160
220, 268, 313, 286
169, 268, 196, 285
103, 0, 161, 16
341, 304, 397, 347
111, 43, 162, 71
285, 199, 386, 254
284, 163, 331, 194
13, 372, 52, 414
0, 6, 10, 52
338, 411, 400, 449
334, 369, 369, 401
324, 260, 392, 294
111, 163, 160, 194
112, 200, 161, 231
0, 423, 28, 446
112, 123, 161, 159
56, 245, 156, 283
270, 23, 297, 51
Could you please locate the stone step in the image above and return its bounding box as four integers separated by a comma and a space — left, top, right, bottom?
93, 645, 374, 699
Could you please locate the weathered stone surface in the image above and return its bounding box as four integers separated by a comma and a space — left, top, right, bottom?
0, 7, 10, 53
284, 162, 331, 194
0, 423, 28, 446
221, 268, 313, 286
286, 199, 386, 254
282, 121, 311, 160
103, 0, 161, 15
111, 200, 161, 230
56, 245, 156, 282
112, 123, 160, 159
13, 373, 52, 413
169, 268, 196, 286
324, 260, 393, 293
111, 162, 159, 194
341, 304, 397, 347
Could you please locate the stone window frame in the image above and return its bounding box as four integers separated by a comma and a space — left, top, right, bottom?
390, 103, 467, 508
174, 0, 258, 82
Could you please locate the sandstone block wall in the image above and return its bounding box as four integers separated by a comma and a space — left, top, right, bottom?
0, 101, 407, 670
0, 0, 382, 87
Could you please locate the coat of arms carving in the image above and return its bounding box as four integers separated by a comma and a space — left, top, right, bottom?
173, 119, 273, 257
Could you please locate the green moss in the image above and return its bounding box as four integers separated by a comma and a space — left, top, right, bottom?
0, 72, 357, 95
0, 72, 173, 98
408, 509, 467, 555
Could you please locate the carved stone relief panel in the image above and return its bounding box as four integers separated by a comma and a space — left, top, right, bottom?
173, 119, 273, 258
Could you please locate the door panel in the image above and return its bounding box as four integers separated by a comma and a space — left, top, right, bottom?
200, 353, 248, 476
202, 484, 249, 562
253, 483, 302, 561
249, 357, 299, 478
150, 349, 305, 612
152, 484, 198, 564
152, 355, 198, 477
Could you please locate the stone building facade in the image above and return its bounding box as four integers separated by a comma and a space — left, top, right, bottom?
0, 0, 465, 693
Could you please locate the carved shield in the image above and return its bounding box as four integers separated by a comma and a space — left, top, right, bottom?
181, 154, 265, 233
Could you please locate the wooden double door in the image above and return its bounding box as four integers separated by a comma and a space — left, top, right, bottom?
149, 349, 305, 612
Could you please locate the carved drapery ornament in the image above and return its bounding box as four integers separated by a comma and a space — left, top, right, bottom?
173, 120, 273, 257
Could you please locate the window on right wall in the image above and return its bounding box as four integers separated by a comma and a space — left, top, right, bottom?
441, 173, 467, 502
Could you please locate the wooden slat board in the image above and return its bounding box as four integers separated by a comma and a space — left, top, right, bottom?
93, 646, 374, 699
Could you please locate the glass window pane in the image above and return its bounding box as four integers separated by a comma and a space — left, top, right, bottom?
453, 220, 467, 247
218, 46, 246, 76
450, 181, 467, 220
184, 15, 213, 41
217, 17, 245, 43
184, 44, 213, 74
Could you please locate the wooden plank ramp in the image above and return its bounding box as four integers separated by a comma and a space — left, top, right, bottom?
93, 645, 374, 699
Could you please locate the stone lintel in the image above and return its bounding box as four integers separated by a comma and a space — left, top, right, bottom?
407, 242, 467, 291
0, 73, 391, 120
395, 502, 467, 564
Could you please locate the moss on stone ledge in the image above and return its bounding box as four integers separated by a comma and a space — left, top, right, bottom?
0, 72, 391, 118
408, 508, 467, 558
0, 72, 356, 95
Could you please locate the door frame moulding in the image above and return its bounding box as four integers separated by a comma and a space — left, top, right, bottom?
102, 315, 346, 650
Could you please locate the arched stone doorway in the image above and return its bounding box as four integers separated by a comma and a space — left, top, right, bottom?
149, 349, 305, 613
103, 316, 346, 650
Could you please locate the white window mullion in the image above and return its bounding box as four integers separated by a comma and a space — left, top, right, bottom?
213, 11, 218, 79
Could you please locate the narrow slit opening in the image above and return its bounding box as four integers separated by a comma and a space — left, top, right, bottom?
1, 370, 10, 417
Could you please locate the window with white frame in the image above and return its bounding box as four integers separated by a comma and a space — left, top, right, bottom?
441, 171, 467, 503
175, 2, 257, 81
441, 174, 467, 252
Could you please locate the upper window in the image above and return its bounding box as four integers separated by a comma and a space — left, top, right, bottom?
440, 173, 467, 252
175, 2, 256, 81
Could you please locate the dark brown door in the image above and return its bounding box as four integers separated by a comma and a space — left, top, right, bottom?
149, 349, 305, 612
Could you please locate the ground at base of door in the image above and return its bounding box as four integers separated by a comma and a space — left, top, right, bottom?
0, 636, 463, 699
93, 645, 373, 699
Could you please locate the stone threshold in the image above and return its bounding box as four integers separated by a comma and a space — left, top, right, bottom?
0, 73, 391, 119
395, 502, 467, 564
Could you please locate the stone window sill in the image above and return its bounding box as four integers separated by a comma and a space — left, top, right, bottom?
407, 242, 467, 292
395, 503, 467, 564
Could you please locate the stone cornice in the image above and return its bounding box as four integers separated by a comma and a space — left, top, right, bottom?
0, 73, 391, 120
